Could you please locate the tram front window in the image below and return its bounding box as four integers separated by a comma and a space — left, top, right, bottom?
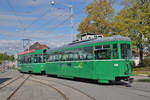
120, 44, 131, 59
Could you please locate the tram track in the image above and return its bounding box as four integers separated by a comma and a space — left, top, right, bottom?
29, 78, 69, 100
1, 74, 68, 100
6, 75, 30, 100
1, 72, 149, 100
0, 74, 24, 90
31, 75, 96, 100
1, 74, 86, 100
32, 75, 150, 100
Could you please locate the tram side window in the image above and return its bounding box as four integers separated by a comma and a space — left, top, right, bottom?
34, 55, 42, 63
72, 47, 93, 60
121, 44, 131, 59
43, 54, 48, 63
53, 55, 56, 61
113, 44, 118, 59
47, 55, 53, 62
72, 49, 83, 60
47, 47, 93, 62
54, 55, 58, 61
68, 53, 73, 61
58, 54, 62, 61
62, 54, 68, 61
76, 49, 82, 60
19, 56, 23, 64
24, 56, 28, 64
18, 57, 21, 64
95, 45, 111, 59
39, 55, 43, 63
83, 47, 93, 60
27, 56, 32, 63
22, 56, 25, 64
34, 55, 37, 63
73, 52, 79, 60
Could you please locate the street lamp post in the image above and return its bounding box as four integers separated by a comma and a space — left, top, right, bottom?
50, 0, 74, 41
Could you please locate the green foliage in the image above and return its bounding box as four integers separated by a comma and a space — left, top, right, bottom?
78, 0, 114, 36
77, 0, 150, 66
113, 0, 150, 64
133, 67, 150, 71
134, 71, 150, 76
143, 57, 150, 67
0, 52, 15, 64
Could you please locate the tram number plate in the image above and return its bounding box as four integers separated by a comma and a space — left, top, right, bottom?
114, 64, 118, 67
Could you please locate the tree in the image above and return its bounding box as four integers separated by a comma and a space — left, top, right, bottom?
0, 53, 15, 64
9, 55, 15, 61
113, 0, 150, 65
78, 0, 114, 36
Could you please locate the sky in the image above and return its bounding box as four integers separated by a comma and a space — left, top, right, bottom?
0, 0, 123, 55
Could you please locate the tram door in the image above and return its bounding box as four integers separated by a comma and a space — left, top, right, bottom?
60, 62, 66, 76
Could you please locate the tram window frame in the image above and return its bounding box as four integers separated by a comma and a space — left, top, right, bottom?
18, 56, 21, 64
83, 47, 93, 60
94, 45, 111, 59
34, 55, 38, 63
39, 55, 43, 63
62, 54, 65, 61
113, 44, 118, 59
47, 47, 93, 62
43, 54, 48, 63
72, 47, 93, 61
19, 56, 24, 64
55, 54, 58, 61
120, 44, 131, 59
24, 56, 28, 64
73, 52, 79, 60
34, 54, 42, 63
68, 53, 73, 61
47, 55, 53, 62
27, 56, 32, 63
22, 56, 25, 64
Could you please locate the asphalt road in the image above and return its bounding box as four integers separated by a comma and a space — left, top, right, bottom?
0, 70, 150, 100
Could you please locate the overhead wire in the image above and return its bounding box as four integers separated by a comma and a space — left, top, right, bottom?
32, 13, 68, 30
26, 15, 71, 35
5, 0, 73, 40
48, 15, 71, 29
5, 0, 25, 29
5, 0, 67, 31
24, 6, 71, 32
23, 7, 69, 31
23, 8, 51, 31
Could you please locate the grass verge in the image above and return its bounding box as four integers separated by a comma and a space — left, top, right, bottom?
133, 67, 150, 71
133, 71, 150, 77
137, 79, 150, 82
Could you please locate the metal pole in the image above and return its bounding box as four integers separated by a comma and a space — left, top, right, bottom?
50, 1, 74, 41
70, 5, 74, 41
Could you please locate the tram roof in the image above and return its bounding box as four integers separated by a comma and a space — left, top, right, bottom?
18, 49, 45, 56
47, 35, 130, 52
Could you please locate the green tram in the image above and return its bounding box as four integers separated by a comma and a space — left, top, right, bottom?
45, 35, 133, 83
18, 49, 47, 74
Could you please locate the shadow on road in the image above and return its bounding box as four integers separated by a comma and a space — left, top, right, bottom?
46, 74, 130, 86
23, 72, 131, 87
0, 78, 11, 84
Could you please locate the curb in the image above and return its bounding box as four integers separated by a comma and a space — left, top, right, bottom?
137, 74, 149, 77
